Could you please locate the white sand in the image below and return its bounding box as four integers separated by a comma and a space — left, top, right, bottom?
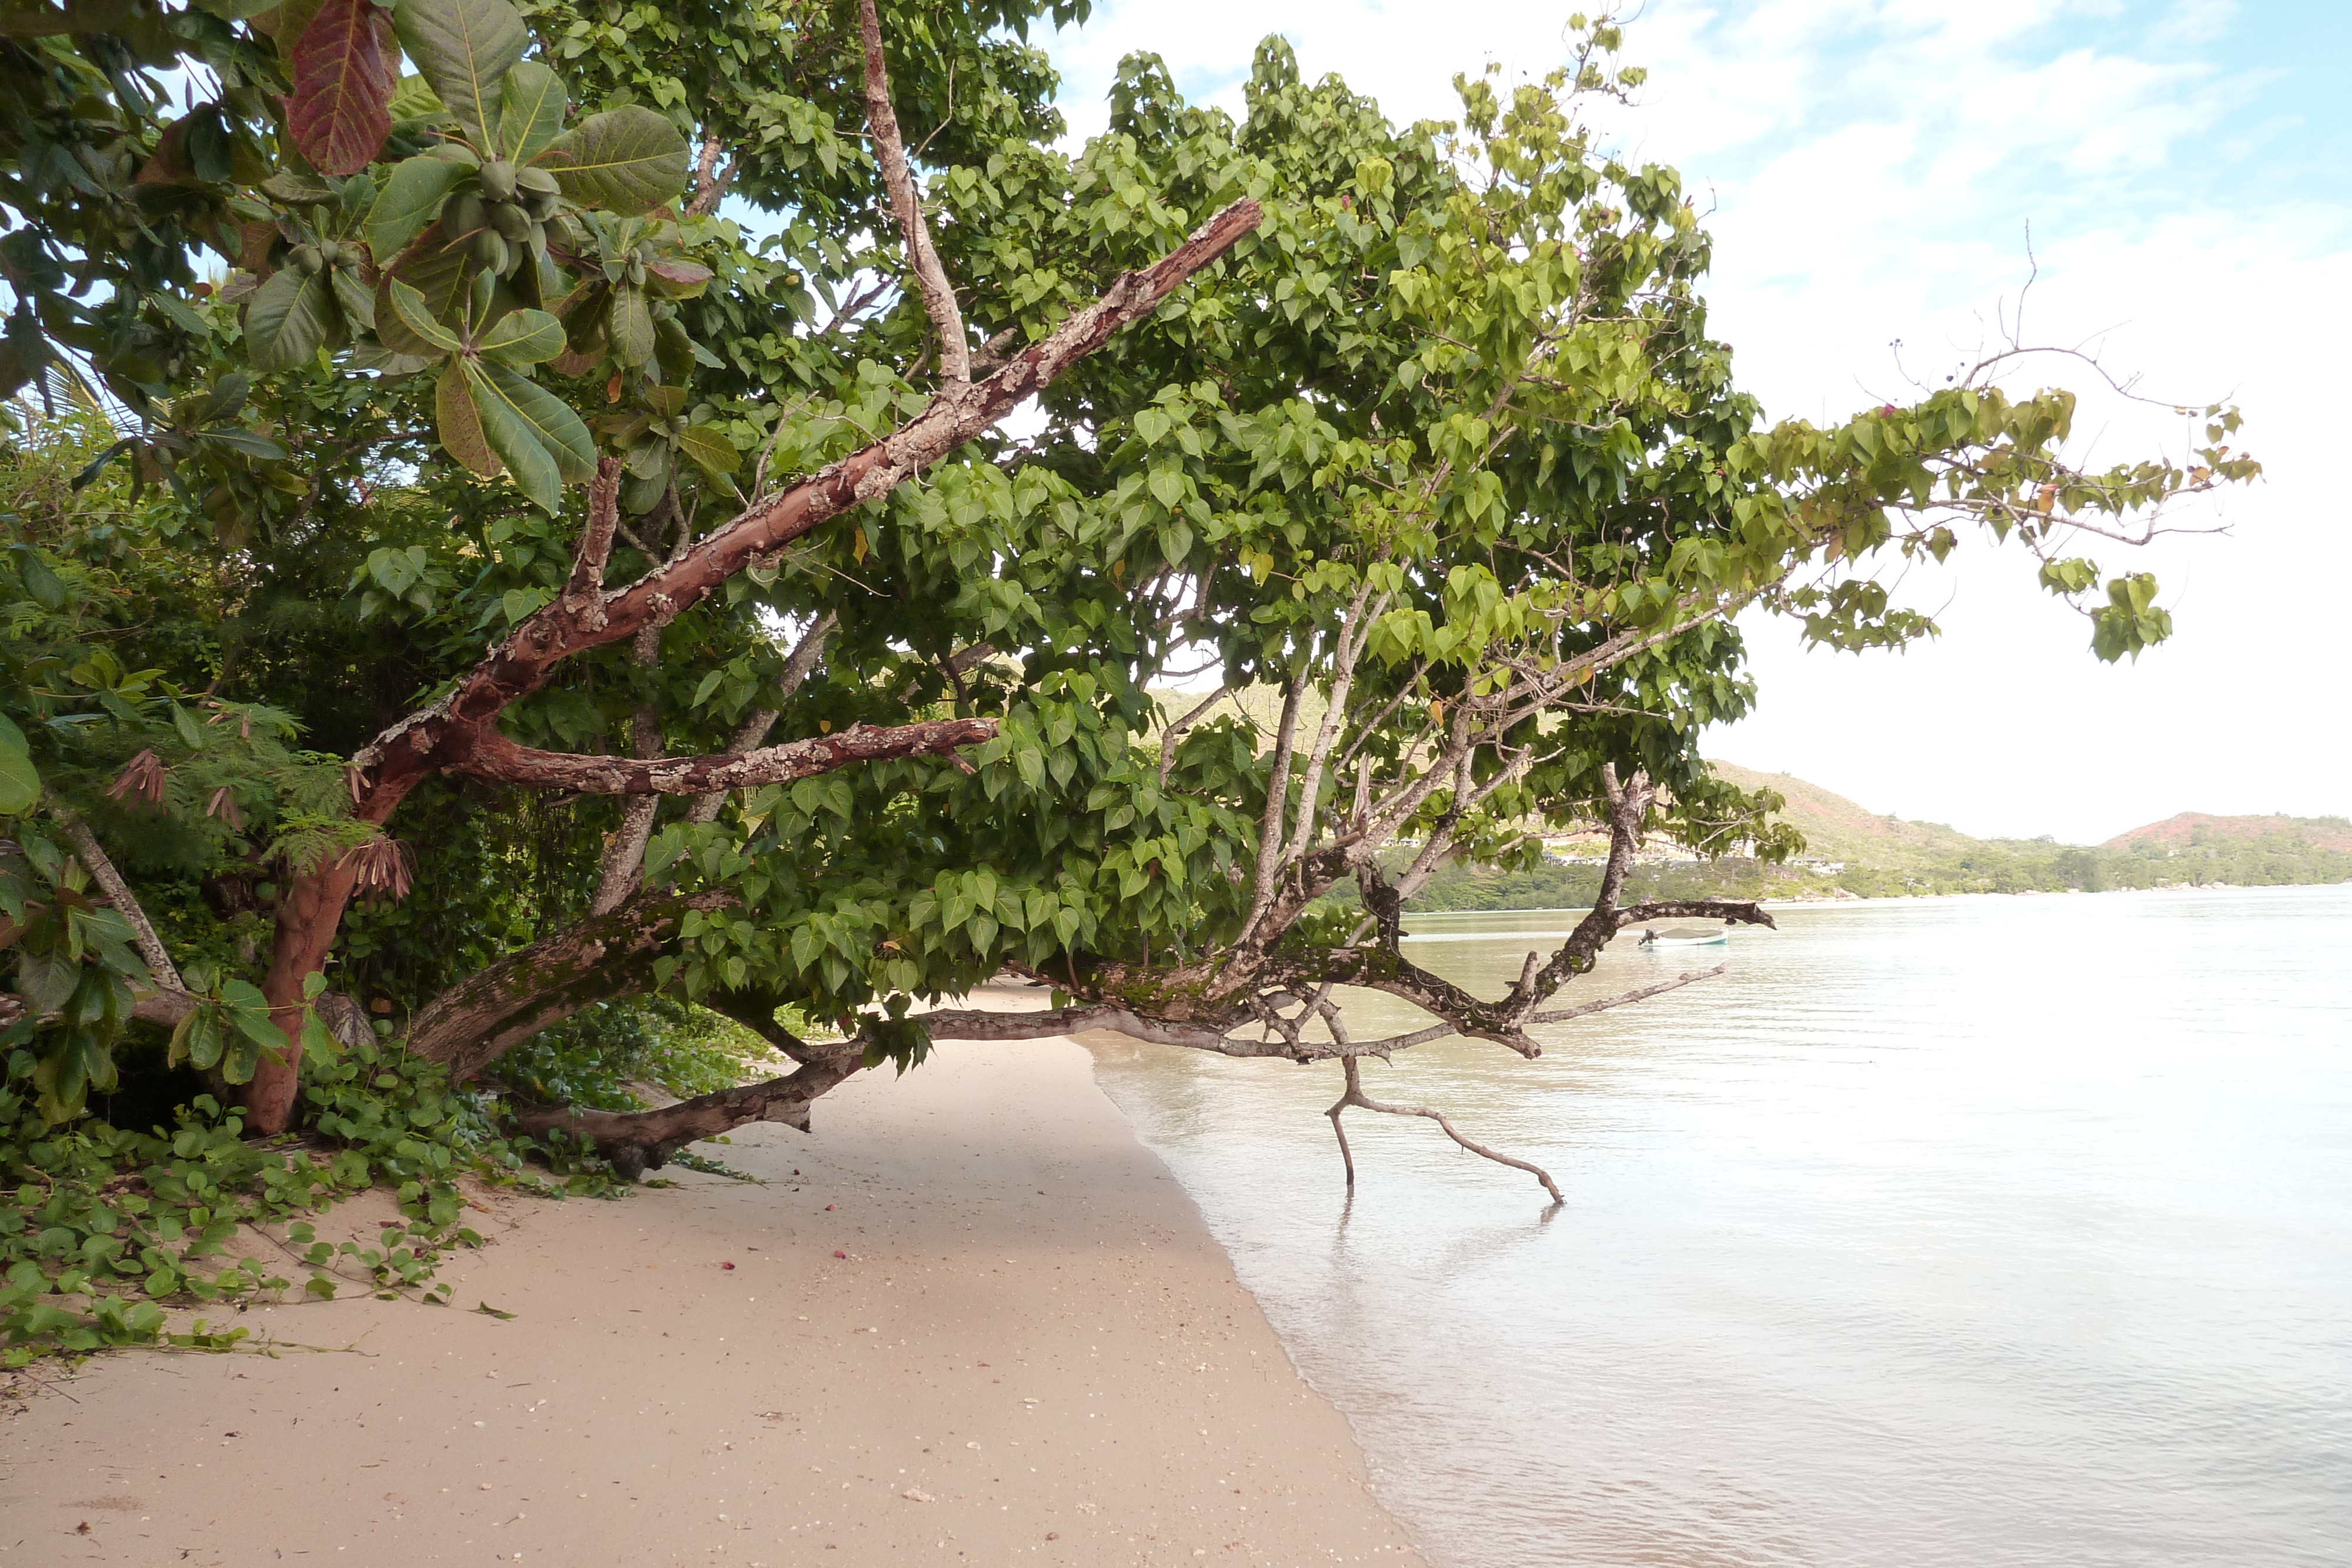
1, 1031, 1421, 1567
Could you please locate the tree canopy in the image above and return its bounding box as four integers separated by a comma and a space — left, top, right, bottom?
1, 0, 2256, 1349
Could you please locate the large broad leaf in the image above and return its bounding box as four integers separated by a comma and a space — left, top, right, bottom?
286, 0, 399, 176
476, 306, 564, 365
365, 150, 474, 261
244, 266, 338, 370
435, 360, 500, 477
470, 360, 594, 511
494, 59, 566, 162
392, 0, 528, 149
643, 256, 712, 298
387, 278, 465, 353
374, 223, 473, 354
388, 71, 447, 124
674, 424, 740, 480
538, 106, 688, 213
609, 280, 654, 366
330, 265, 377, 330
0, 733, 39, 815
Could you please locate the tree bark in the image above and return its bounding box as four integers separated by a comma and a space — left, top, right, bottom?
457, 717, 995, 795
509, 1049, 862, 1179
406, 891, 732, 1081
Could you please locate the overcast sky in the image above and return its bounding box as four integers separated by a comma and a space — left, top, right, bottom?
1039, 1, 2349, 844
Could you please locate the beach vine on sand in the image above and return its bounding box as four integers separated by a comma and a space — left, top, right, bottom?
2, 1, 2257, 1355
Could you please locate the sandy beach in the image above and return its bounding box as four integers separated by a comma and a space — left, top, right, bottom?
0, 1020, 1419, 1567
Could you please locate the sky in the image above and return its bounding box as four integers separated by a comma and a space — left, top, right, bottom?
1036, 0, 2352, 844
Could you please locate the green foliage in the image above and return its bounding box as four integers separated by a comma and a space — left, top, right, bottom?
1, 0, 2259, 1253
493, 994, 787, 1110
0, 1034, 622, 1366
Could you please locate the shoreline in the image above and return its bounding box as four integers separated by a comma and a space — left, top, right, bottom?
0, 1022, 1419, 1566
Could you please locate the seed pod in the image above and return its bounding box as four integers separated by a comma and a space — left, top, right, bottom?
289, 244, 325, 276
523, 189, 562, 221
468, 229, 511, 275
445, 192, 487, 239
626, 256, 646, 287
490, 201, 534, 242
515, 165, 560, 198
479, 160, 518, 203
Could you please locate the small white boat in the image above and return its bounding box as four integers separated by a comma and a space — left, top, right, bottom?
1636, 926, 1728, 949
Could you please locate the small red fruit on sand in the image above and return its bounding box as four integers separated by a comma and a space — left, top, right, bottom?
834, 1250, 847, 1259
721, 1262, 736, 1270
826, 1203, 835, 1211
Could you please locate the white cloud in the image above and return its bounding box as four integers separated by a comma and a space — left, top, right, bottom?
1044, 0, 2350, 841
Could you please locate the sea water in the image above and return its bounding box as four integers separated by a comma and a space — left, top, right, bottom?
1085, 884, 2352, 1567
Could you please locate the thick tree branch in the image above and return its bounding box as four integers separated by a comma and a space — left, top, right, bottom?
1156, 684, 1230, 783
686, 610, 837, 825
560, 456, 623, 628
590, 620, 668, 917
1528, 963, 1725, 1023
407, 891, 732, 1079
457, 717, 994, 795
252, 196, 1259, 1134
857, 0, 968, 382
348, 197, 1259, 817
510, 1049, 863, 1179
56, 810, 182, 992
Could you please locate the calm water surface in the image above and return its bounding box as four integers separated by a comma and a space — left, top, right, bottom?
1085, 885, 2352, 1567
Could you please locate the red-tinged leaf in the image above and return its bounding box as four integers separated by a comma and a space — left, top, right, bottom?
435, 362, 500, 478
642, 258, 713, 298
287, 0, 399, 176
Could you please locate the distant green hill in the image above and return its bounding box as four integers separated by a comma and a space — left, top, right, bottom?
1144, 689, 2352, 908
1386, 768, 2352, 910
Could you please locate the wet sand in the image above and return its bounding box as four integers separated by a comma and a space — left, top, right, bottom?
0, 1025, 1419, 1567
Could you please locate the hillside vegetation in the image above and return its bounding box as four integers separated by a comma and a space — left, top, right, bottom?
1387, 765, 2352, 911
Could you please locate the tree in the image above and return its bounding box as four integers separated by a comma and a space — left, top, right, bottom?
4, 0, 2255, 1212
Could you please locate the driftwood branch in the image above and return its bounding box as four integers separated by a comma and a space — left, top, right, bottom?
1331, 1055, 1563, 1202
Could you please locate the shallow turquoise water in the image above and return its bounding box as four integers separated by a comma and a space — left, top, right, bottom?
1086, 885, 2352, 1567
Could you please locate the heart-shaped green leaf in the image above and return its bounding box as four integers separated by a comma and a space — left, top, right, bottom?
476, 306, 564, 365
392, 0, 529, 150
244, 266, 339, 371
0, 734, 40, 815
538, 106, 688, 213
286, 0, 399, 176
494, 59, 567, 162
365, 151, 474, 262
